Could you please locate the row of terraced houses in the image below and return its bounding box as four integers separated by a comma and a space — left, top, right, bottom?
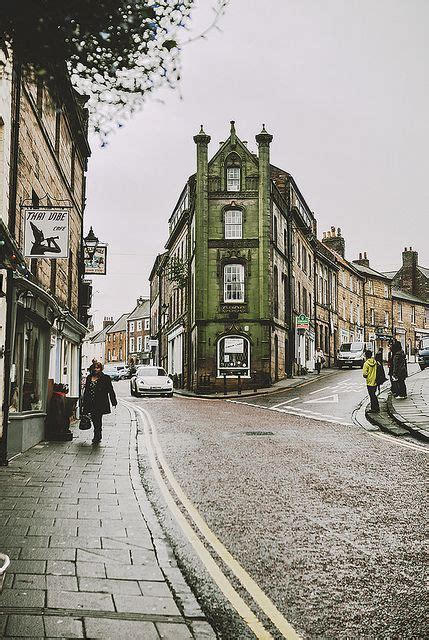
149, 122, 429, 394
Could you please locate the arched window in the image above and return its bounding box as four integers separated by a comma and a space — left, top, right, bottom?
224, 209, 242, 239
226, 153, 241, 191
224, 263, 244, 302
217, 335, 250, 377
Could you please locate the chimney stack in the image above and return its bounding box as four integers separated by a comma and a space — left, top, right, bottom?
103, 316, 114, 329
353, 252, 370, 268
401, 247, 419, 295
321, 226, 345, 258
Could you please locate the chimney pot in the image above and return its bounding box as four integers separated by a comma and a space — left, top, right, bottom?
337, 227, 341, 236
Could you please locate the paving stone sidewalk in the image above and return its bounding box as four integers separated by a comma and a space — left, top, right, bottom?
388, 367, 429, 441
0, 405, 215, 639
174, 367, 336, 399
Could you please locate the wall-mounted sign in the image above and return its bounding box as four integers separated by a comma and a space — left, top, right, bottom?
224, 337, 244, 354
84, 245, 107, 275
296, 314, 310, 330
24, 208, 69, 258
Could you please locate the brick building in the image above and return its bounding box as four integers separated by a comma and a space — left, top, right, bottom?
352, 254, 393, 359
0, 56, 90, 458
314, 239, 338, 366
322, 229, 365, 350
392, 290, 429, 357
105, 313, 129, 364
386, 248, 429, 302
127, 297, 151, 366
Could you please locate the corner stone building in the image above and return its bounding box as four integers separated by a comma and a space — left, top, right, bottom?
152, 122, 307, 392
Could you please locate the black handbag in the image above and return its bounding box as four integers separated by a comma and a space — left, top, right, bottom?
79, 414, 92, 430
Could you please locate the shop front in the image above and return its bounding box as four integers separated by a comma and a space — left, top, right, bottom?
8, 278, 59, 456
6, 276, 85, 457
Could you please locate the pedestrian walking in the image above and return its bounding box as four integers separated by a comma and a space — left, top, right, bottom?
392, 344, 408, 399
82, 362, 117, 444
363, 349, 379, 413
314, 348, 325, 374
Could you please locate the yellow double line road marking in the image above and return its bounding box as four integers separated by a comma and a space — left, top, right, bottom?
122, 400, 301, 640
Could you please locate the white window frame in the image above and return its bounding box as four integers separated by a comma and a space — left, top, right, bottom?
224, 264, 245, 303
226, 167, 240, 191
129, 336, 135, 352
368, 280, 374, 295
398, 304, 403, 322
384, 311, 389, 328
370, 308, 375, 325
224, 209, 242, 239
137, 336, 142, 351
384, 284, 389, 298
144, 318, 150, 331
411, 306, 416, 324
129, 321, 135, 333
137, 320, 142, 331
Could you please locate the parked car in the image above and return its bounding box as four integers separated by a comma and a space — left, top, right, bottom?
418, 337, 429, 370
104, 364, 126, 381
130, 366, 173, 397
337, 342, 371, 368
118, 366, 132, 380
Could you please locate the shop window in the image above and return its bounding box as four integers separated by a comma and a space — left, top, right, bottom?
10, 316, 46, 413
217, 335, 250, 377
224, 210, 242, 239
224, 263, 244, 302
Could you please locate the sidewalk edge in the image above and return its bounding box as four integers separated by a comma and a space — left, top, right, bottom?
124, 403, 218, 640
386, 394, 429, 442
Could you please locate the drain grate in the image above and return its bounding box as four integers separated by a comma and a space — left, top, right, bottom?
244, 431, 274, 436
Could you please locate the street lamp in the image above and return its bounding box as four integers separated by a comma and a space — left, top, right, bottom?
56, 312, 69, 334
83, 227, 99, 261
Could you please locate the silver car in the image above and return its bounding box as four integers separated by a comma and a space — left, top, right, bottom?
130, 366, 173, 397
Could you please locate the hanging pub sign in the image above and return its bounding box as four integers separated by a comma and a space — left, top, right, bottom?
23, 208, 69, 258
296, 314, 310, 330
84, 245, 107, 275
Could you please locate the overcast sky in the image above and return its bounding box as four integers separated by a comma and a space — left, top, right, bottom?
85, 0, 429, 328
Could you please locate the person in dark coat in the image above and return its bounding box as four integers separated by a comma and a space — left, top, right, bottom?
392, 345, 408, 399
82, 362, 117, 444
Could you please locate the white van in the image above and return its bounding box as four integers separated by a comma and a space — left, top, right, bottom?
337, 342, 372, 368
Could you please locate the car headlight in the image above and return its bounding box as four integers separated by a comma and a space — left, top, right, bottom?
167, 379, 172, 384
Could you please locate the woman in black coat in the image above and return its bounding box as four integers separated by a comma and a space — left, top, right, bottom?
392, 345, 408, 399
82, 362, 117, 444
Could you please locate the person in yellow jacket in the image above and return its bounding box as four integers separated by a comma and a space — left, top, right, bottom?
363, 349, 379, 413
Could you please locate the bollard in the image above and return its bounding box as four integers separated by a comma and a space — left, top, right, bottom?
223, 374, 227, 395
238, 373, 242, 395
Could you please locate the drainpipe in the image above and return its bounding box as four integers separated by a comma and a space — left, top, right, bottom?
0, 57, 21, 465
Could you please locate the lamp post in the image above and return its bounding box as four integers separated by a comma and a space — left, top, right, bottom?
83, 227, 99, 261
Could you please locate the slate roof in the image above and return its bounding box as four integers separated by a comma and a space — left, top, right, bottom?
127, 299, 150, 321
106, 313, 129, 334
418, 265, 429, 279
352, 262, 392, 280
392, 289, 429, 305
92, 326, 112, 343
382, 270, 398, 279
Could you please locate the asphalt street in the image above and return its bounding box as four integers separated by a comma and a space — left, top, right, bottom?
117, 367, 426, 639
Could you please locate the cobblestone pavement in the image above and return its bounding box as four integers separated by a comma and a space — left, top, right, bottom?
0, 405, 215, 639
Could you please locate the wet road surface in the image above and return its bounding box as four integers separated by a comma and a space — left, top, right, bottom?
117, 370, 426, 639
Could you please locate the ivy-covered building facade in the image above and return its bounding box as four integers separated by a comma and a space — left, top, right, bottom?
150, 122, 310, 392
